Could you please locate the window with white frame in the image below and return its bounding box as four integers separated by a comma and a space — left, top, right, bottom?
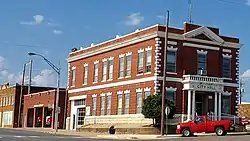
93, 63, 98, 82
117, 94, 123, 115
77, 108, 85, 126
167, 50, 176, 73
101, 95, 105, 115
222, 95, 231, 114
74, 99, 85, 106
83, 65, 88, 85
71, 68, 76, 87
8, 96, 11, 105
126, 55, 131, 76
222, 56, 231, 78
136, 92, 142, 113
165, 90, 176, 104
3, 97, 5, 106
197, 53, 207, 72
138, 52, 144, 74
106, 95, 112, 115
124, 92, 130, 114
6, 96, 9, 106
11, 96, 14, 105
119, 56, 124, 78
146, 49, 152, 73
144, 91, 150, 100
92, 97, 97, 116
0, 98, 2, 106
102, 60, 107, 81
3, 111, 12, 125
108, 59, 113, 80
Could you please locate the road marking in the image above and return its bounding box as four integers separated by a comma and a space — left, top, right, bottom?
28, 136, 40, 138
72, 137, 86, 138
56, 136, 65, 138
14, 136, 25, 138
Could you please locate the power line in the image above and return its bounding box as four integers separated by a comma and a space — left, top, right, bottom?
217, 0, 246, 5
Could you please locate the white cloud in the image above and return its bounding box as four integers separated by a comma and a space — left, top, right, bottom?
20, 15, 44, 25
53, 29, 63, 35
0, 56, 57, 87
47, 22, 60, 27
241, 69, 250, 78
125, 12, 144, 26
32, 69, 57, 87
247, 0, 250, 6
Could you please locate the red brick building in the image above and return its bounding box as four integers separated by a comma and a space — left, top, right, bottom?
66, 23, 240, 130
23, 89, 67, 129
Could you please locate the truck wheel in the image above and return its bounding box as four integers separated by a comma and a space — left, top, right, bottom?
215, 127, 225, 136
182, 128, 191, 137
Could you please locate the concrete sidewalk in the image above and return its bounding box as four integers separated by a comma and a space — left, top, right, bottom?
12, 128, 250, 140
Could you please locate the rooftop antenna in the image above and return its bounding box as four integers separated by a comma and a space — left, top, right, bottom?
188, 0, 193, 23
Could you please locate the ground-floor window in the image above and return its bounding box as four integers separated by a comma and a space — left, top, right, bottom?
92, 97, 97, 116
144, 91, 150, 100
77, 108, 85, 126
101, 96, 105, 115
166, 91, 176, 104
136, 92, 142, 113
222, 95, 231, 114
106, 95, 111, 115
3, 111, 12, 125
124, 92, 130, 114
117, 94, 123, 115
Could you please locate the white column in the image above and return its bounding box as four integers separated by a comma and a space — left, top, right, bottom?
187, 90, 191, 121
192, 91, 196, 120
214, 92, 218, 120
218, 93, 222, 120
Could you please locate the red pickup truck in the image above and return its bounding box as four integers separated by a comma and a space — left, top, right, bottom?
176, 116, 234, 137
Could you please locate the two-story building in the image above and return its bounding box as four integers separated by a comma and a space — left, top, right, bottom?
66, 22, 240, 130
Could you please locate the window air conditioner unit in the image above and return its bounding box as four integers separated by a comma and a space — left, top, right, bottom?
198, 69, 207, 76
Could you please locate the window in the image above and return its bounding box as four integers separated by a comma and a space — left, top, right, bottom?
93, 63, 98, 82
6, 96, 9, 106
92, 97, 97, 116
136, 92, 142, 113
102, 61, 107, 81
77, 108, 85, 126
144, 91, 150, 100
165, 91, 176, 104
71, 68, 76, 87
167, 51, 176, 72
195, 116, 205, 123
222, 57, 231, 78
83, 65, 88, 85
146, 50, 152, 73
3, 97, 5, 106
8, 96, 11, 105
222, 96, 231, 114
108, 59, 113, 80
11, 96, 15, 105
124, 92, 130, 114
0, 98, 2, 106
126, 55, 131, 76
74, 99, 85, 106
197, 53, 207, 72
3, 111, 12, 125
106, 95, 112, 115
138, 52, 144, 74
119, 56, 124, 78
117, 94, 123, 115
101, 95, 105, 115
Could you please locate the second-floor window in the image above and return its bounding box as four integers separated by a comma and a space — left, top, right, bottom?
126, 55, 131, 76
138, 52, 144, 74
102, 60, 107, 81
119, 56, 124, 78
167, 51, 176, 73
93, 63, 98, 83
146, 50, 152, 73
108, 59, 113, 80
222, 57, 231, 78
197, 53, 207, 72
83, 65, 88, 85
71, 68, 76, 87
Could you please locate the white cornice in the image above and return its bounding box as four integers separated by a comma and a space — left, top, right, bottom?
94, 60, 99, 64
107, 92, 112, 96
165, 87, 177, 91
136, 88, 143, 92
138, 48, 144, 53
222, 54, 232, 59
222, 49, 231, 53
72, 66, 76, 70
223, 91, 232, 96
126, 52, 132, 56
117, 90, 123, 95
168, 41, 177, 45
184, 43, 219, 51
100, 93, 106, 96
119, 54, 125, 58
69, 95, 87, 101
102, 58, 107, 62
197, 49, 208, 55
144, 87, 151, 92
145, 46, 152, 51
92, 94, 97, 98
84, 63, 88, 67
124, 90, 130, 94
108, 56, 114, 60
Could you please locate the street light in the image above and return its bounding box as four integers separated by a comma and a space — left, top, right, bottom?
28, 52, 60, 132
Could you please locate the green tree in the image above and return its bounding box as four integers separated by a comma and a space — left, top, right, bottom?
142, 94, 176, 126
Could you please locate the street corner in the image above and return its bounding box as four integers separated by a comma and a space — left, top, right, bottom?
96, 134, 182, 140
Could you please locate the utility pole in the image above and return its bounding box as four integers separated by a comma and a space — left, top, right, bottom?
18, 63, 26, 128
161, 10, 169, 136
28, 60, 33, 94
188, 0, 193, 23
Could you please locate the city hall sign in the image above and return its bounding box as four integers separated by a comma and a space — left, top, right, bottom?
186, 82, 224, 92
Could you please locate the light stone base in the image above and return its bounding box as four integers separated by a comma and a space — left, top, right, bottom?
84, 114, 153, 125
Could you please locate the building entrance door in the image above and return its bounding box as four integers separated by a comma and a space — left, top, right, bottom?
195, 94, 209, 116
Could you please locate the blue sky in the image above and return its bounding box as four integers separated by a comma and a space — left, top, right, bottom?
0, 0, 250, 101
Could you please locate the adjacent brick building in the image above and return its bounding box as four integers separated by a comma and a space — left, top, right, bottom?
66, 23, 240, 130
238, 102, 250, 118
23, 89, 67, 129
0, 83, 56, 128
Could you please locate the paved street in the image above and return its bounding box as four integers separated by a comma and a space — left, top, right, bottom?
0, 128, 250, 141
